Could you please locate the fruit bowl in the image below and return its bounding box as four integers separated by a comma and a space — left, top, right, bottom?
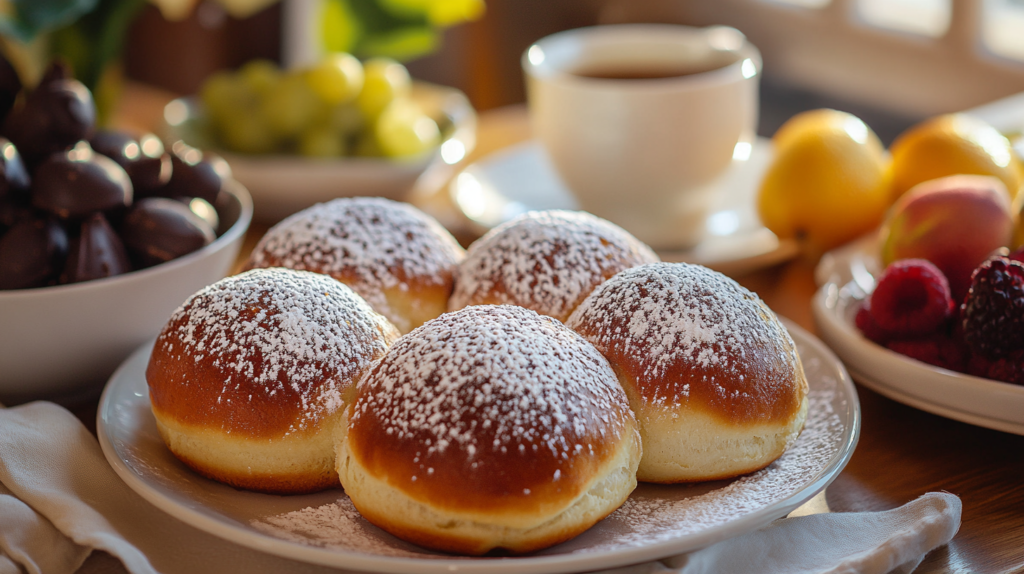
0, 182, 253, 406
812, 236, 1024, 435
162, 82, 476, 222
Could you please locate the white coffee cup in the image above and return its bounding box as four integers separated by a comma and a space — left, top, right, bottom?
523, 24, 761, 249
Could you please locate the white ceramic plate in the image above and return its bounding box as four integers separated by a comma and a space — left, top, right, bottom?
812, 237, 1024, 435
448, 138, 797, 276
163, 82, 477, 222
97, 320, 858, 574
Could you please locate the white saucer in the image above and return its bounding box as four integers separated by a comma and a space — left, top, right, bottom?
812, 236, 1024, 435
97, 321, 858, 574
448, 139, 797, 276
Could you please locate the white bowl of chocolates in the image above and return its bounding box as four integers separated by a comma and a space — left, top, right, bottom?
0, 60, 252, 404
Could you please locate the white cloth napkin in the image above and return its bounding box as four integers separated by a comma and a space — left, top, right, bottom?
0, 401, 961, 574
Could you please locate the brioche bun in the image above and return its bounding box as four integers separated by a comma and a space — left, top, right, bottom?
567, 262, 808, 483
245, 197, 464, 334
337, 305, 641, 554
147, 267, 399, 494
449, 210, 658, 322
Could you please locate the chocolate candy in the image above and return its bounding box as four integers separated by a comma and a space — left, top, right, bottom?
2, 62, 95, 165
164, 141, 231, 203
0, 194, 32, 236
0, 138, 30, 200
0, 215, 68, 289
32, 143, 133, 219
0, 53, 21, 125
120, 197, 215, 268
90, 130, 171, 195
178, 196, 219, 231
61, 212, 132, 283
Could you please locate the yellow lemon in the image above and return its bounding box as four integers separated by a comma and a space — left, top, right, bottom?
757, 109, 891, 257
889, 113, 1024, 201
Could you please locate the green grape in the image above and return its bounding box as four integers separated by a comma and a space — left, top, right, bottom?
305, 53, 364, 105
201, 71, 255, 121
354, 131, 383, 157
260, 72, 321, 138
239, 59, 281, 96
326, 102, 365, 137
217, 106, 278, 154
375, 99, 441, 158
299, 126, 346, 157
356, 58, 411, 119
428, 0, 485, 25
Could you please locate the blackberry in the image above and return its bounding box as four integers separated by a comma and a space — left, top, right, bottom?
960, 257, 1024, 360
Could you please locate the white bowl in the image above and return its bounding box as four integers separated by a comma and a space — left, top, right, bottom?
812, 236, 1024, 435
0, 182, 253, 405
162, 82, 477, 222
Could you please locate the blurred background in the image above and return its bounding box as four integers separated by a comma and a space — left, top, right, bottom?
5, 0, 1024, 144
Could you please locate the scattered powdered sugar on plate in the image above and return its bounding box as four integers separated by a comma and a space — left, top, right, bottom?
249, 362, 845, 558
581, 383, 843, 553
450, 210, 659, 322
252, 496, 432, 558
245, 197, 464, 329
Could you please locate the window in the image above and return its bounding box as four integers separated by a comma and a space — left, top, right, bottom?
983, 0, 1024, 62
857, 0, 952, 38
760, 0, 832, 9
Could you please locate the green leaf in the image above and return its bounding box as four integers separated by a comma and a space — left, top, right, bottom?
320, 0, 361, 54
1, 0, 99, 42
358, 26, 438, 60
48, 0, 145, 89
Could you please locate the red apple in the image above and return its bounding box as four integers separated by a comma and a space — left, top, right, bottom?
880, 174, 1013, 302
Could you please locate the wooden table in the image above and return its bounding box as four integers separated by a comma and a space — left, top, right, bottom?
108, 96, 1024, 573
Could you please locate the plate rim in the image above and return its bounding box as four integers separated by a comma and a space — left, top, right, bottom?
812, 243, 1024, 435
97, 320, 859, 574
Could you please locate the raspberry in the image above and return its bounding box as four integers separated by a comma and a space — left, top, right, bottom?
869, 259, 954, 337
854, 299, 890, 344
887, 334, 966, 372
960, 257, 1024, 360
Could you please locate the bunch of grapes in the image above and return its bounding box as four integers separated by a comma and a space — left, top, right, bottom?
200, 55, 442, 160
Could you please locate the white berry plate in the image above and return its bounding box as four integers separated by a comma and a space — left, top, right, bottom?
98, 320, 858, 574
447, 139, 798, 277
812, 236, 1024, 435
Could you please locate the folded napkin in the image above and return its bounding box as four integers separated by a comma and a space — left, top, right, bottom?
0, 401, 961, 574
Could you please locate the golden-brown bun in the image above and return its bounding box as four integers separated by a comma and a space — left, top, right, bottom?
449, 210, 658, 323
337, 305, 641, 555
566, 263, 808, 484
245, 197, 464, 334
147, 268, 399, 494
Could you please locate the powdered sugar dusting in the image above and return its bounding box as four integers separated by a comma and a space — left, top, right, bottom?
249, 363, 848, 559
246, 197, 464, 329
567, 263, 795, 405
154, 267, 396, 431
450, 210, 658, 322
352, 305, 630, 459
